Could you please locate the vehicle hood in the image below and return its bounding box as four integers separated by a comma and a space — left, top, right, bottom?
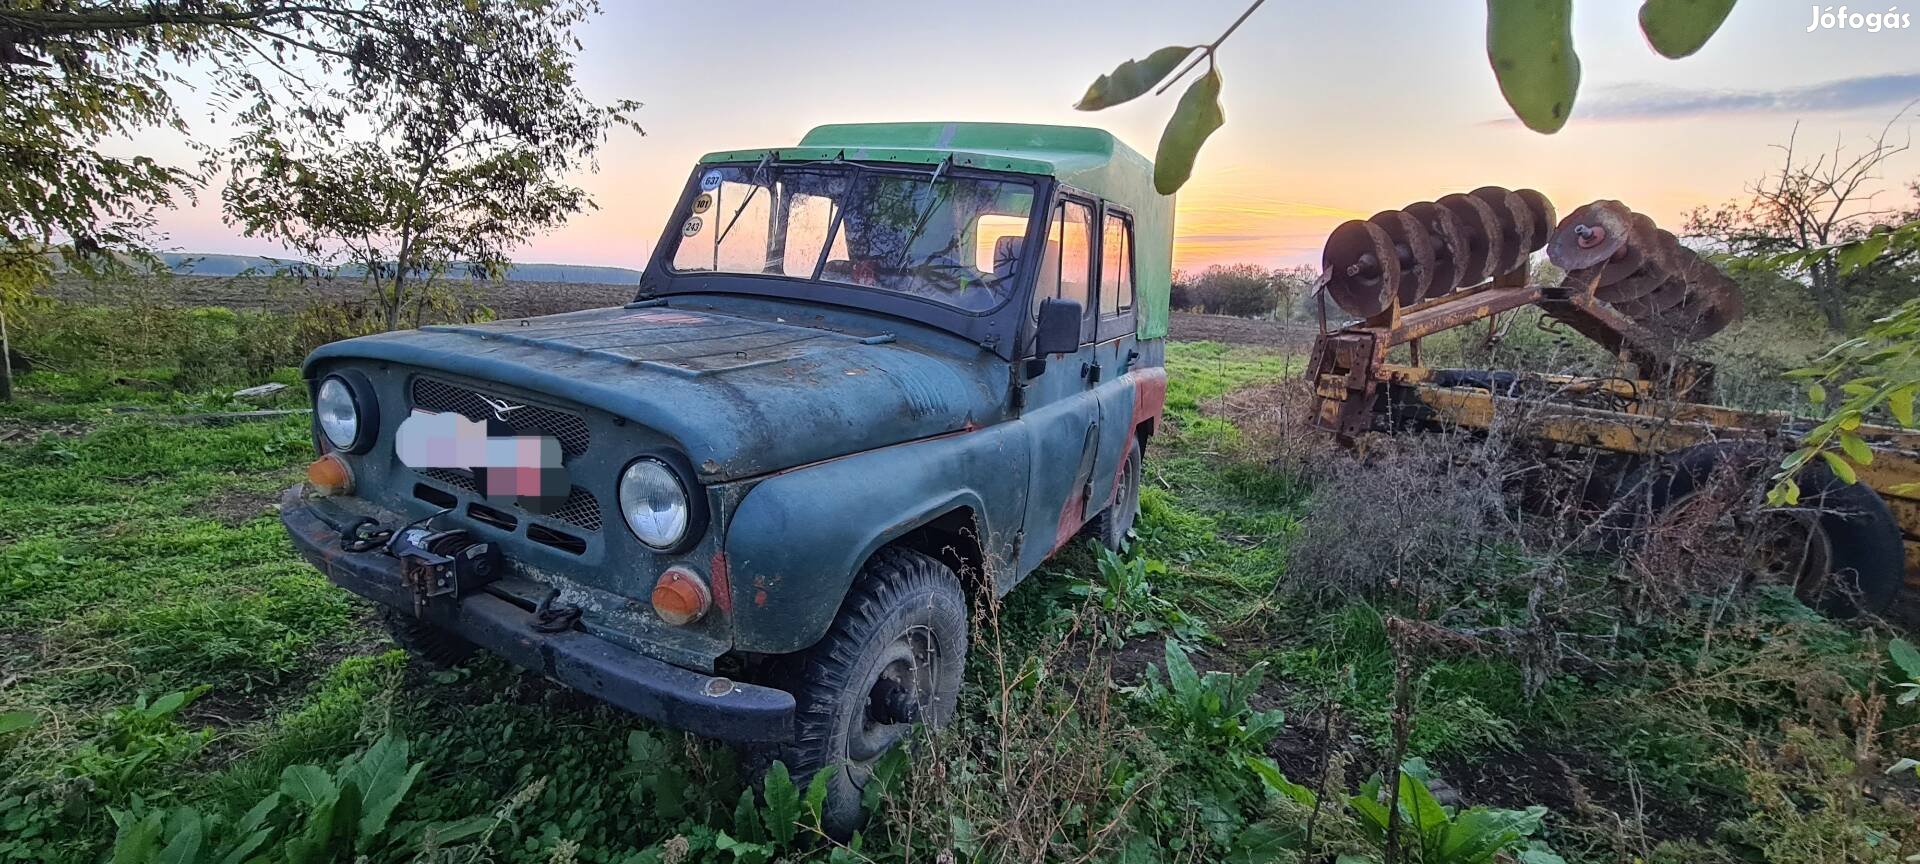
305, 304, 1006, 481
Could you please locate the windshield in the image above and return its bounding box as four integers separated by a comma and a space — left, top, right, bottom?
669, 163, 1038, 313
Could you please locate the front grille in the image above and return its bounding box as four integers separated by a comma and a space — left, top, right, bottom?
410, 377, 592, 456
417, 468, 604, 532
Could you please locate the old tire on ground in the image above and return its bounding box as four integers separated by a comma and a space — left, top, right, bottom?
784, 547, 968, 839
1621, 442, 1903, 617
1087, 437, 1144, 552
379, 607, 476, 667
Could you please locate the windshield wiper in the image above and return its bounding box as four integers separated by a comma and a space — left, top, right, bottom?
715, 153, 773, 246
893, 155, 954, 270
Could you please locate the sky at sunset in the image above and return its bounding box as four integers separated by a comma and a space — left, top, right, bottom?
143, 0, 1920, 274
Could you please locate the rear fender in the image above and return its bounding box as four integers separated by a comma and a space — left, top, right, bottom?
722, 423, 1027, 654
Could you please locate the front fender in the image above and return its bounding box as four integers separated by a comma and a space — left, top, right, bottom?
722, 424, 1027, 654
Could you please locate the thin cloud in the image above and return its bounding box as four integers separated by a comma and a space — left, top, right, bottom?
1487, 72, 1920, 123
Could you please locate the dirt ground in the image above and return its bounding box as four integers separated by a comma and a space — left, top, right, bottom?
1166, 312, 1320, 349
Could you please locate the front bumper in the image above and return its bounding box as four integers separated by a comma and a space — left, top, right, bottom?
278, 487, 794, 744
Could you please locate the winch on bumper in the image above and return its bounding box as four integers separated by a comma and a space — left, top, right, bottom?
278, 486, 795, 743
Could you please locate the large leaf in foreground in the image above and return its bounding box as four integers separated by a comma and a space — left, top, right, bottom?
1154, 67, 1225, 195
1487, 0, 1581, 133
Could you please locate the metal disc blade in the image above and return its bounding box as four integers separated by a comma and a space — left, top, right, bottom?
1515, 188, 1555, 252
1371, 209, 1433, 306
1323, 218, 1400, 318
1593, 268, 1669, 303
1471, 186, 1534, 276
1438, 192, 1502, 286
1548, 200, 1633, 271
1405, 201, 1463, 298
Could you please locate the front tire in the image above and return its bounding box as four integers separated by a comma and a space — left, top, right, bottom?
784, 547, 969, 838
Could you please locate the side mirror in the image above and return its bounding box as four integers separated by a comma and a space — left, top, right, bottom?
1034, 297, 1083, 357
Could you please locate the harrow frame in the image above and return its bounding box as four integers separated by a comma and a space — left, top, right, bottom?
1307, 194, 1920, 600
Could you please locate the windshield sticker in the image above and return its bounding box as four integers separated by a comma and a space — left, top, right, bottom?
699, 170, 723, 192
682, 216, 703, 237
691, 192, 712, 214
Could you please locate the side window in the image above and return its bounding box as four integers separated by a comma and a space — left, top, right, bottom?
1100, 212, 1134, 317
1040, 200, 1095, 312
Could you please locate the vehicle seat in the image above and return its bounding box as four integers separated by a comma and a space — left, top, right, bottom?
993, 236, 1023, 282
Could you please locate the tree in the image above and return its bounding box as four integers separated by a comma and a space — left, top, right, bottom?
1188, 263, 1276, 317
217, 3, 637, 330
1075, 0, 1741, 193
1688, 115, 1916, 331
0, 1, 635, 395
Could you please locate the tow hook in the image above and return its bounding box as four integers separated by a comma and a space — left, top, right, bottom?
531, 587, 584, 633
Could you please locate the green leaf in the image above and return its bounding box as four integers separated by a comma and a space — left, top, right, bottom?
1890, 386, 1915, 426
346, 735, 420, 850
1808, 382, 1827, 405
0, 710, 39, 735
1840, 432, 1875, 466
143, 688, 203, 720
111, 809, 167, 864
1819, 450, 1858, 485
1163, 640, 1202, 702
1890, 638, 1920, 681
1076, 46, 1198, 111
154, 812, 205, 864
1839, 233, 1893, 275
1245, 756, 1317, 806
802, 764, 837, 828
1637, 0, 1737, 58
279, 765, 336, 809
763, 760, 801, 845
861, 746, 909, 814
732, 788, 764, 845
1396, 769, 1450, 839
1153, 66, 1225, 195
1486, 0, 1581, 133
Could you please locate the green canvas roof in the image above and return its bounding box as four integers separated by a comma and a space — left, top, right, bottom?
699, 122, 1154, 212
696, 122, 1175, 341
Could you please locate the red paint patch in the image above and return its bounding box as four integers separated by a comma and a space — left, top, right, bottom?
708, 551, 732, 615
1102, 368, 1169, 509
1131, 367, 1169, 428
1051, 487, 1087, 556
754, 589, 768, 607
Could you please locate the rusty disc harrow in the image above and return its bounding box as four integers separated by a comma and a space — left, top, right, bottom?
1322, 185, 1554, 319
1548, 200, 1743, 341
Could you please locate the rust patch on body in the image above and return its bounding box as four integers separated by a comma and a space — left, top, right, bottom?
709, 551, 733, 615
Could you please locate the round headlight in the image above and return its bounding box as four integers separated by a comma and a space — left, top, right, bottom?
619, 458, 691, 549
316, 376, 361, 451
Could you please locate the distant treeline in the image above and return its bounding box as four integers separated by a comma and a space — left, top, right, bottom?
158, 253, 645, 286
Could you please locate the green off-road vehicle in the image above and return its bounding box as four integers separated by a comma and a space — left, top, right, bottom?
280, 122, 1174, 829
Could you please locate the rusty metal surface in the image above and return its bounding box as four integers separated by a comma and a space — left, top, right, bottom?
1548, 200, 1743, 342
1322, 187, 1552, 320
1324, 219, 1400, 318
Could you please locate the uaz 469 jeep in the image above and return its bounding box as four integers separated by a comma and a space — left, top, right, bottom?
280, 122, 1171, 829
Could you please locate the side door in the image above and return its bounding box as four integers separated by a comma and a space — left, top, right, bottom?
1084, 205, 1142, 518
1015, 194, 1105, 574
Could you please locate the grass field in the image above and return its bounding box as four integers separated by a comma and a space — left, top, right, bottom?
2, 327, 1919, 863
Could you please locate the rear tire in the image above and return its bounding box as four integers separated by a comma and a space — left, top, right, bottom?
1618, 442, 1903, 617
781, 547, 968, 839
379, 607, 476, 667
1088, 437, 1144, 553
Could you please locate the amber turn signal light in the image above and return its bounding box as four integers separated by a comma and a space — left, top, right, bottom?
306, 454, 354, 496
651, 566, 711, 626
